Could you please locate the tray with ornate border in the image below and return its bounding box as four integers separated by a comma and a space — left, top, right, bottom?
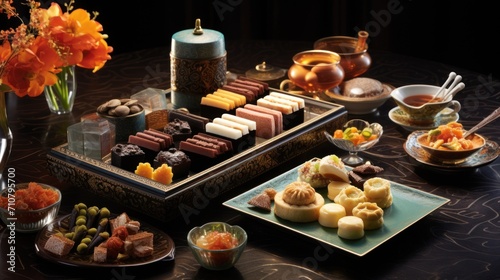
47, 89, 347, 222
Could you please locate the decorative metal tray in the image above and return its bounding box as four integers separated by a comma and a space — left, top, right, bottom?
47, 89, 347, 221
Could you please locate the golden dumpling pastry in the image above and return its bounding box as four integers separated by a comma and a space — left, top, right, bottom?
363, 177, 393, 208
334, 185, 367, 215
352, 202, 384, 230
327, 181, 353, 201
274, 181, 325, 223
282, 181, 317, 205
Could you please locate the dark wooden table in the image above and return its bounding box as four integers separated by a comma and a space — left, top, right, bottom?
1, 40, 500, 279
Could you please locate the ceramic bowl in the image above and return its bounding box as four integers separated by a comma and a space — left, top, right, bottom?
187, 222, 247, 270
0, 183, 61, 232
321, 78, 393, 115
416, 131, 486, 164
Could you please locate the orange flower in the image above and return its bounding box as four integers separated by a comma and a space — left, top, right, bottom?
3, 37, 60, 97
0, 0, 112, 98
44, 3, 112, 69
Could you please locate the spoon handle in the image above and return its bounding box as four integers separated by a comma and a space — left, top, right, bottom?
463, 107, 500, 138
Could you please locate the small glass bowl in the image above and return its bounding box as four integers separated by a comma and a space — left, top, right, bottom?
187, 222, 247, 270
0, 183, 61, 232
325, 119, 383, 166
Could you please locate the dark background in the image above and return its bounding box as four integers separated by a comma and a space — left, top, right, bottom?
4, 0, 498, 78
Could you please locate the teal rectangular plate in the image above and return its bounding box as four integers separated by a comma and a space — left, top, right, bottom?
223, 164, 450, 256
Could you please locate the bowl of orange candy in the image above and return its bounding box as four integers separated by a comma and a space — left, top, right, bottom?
0, 182, 61, 232
187, 222, 247, 270
324, 119, 383, 165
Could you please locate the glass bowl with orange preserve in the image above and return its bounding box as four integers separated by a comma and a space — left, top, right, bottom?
187, 222, 247, 270
0, 182, 61, 232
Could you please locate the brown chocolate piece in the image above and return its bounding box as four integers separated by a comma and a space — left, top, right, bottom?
143, 129, 174, 148
111, 144, 145, 172
154, 148, 191, 179
129, 135, 161, 151
164, 119, 192, 141
168, 110, 209, 135
179, 140, 219, 158
352, 164, 384, 174
228, 81, 260, 98
222, 85, 256, 103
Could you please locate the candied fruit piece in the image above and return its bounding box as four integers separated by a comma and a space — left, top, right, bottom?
152, 164, 173, 184
135, 162, 154, 179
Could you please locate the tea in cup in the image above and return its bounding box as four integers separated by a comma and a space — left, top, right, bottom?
280, 50, 345, 94
390, 84, 461, 125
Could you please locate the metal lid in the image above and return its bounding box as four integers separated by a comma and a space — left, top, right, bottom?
245, 62, 287, 81
171, 19, 225, 59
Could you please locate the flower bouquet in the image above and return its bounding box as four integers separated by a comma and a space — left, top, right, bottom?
0, 0, 113, 113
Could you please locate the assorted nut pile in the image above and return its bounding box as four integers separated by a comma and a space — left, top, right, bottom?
97, 99, 143, 117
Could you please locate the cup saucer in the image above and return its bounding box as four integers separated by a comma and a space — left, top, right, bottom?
388, 107, 459, 131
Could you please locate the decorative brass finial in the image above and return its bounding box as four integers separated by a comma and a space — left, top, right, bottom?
193, 19, 203, 35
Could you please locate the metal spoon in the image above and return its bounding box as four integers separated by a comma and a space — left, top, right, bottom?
463, 106, 500, 138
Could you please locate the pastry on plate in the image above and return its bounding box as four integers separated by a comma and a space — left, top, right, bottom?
274, 181, 325, 222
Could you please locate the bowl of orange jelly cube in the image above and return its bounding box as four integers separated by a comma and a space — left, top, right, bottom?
0, 182, 61, 232
187, 222, 247, 270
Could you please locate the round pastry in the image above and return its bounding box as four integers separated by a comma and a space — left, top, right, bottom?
352, 202, 384, 230
334, 185, 367, 215
297, 158, 330, 188
318, 155, 350, 183
341, 77, 384, 98
337, 216, 365, 239
363, 177, 393, 208
327, 181, 353, 201
282, 182, 317, 205
318, 203, 346, 228
368, 193, 393, 209
274, 181, 325, 223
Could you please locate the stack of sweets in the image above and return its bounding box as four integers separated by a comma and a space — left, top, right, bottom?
128, 129, 174, 162
179, 133, 233, 172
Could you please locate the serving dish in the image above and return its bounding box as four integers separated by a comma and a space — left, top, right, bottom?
389, 107, 459, 131
35, 214, 175, 267
46, 89, 347, 221
0, 183, 61, 233
281, 79, 393, 115
187, 222, 247, 270
223, 163, 450, 256
404, 130, 500, 171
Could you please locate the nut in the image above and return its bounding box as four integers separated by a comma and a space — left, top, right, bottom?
97, 99, 143, 117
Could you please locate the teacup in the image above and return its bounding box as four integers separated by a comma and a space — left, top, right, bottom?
390, 84, 461, 125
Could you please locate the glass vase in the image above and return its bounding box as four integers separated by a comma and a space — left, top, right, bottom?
0, 91, 13, 182
44, 66, 77, 114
